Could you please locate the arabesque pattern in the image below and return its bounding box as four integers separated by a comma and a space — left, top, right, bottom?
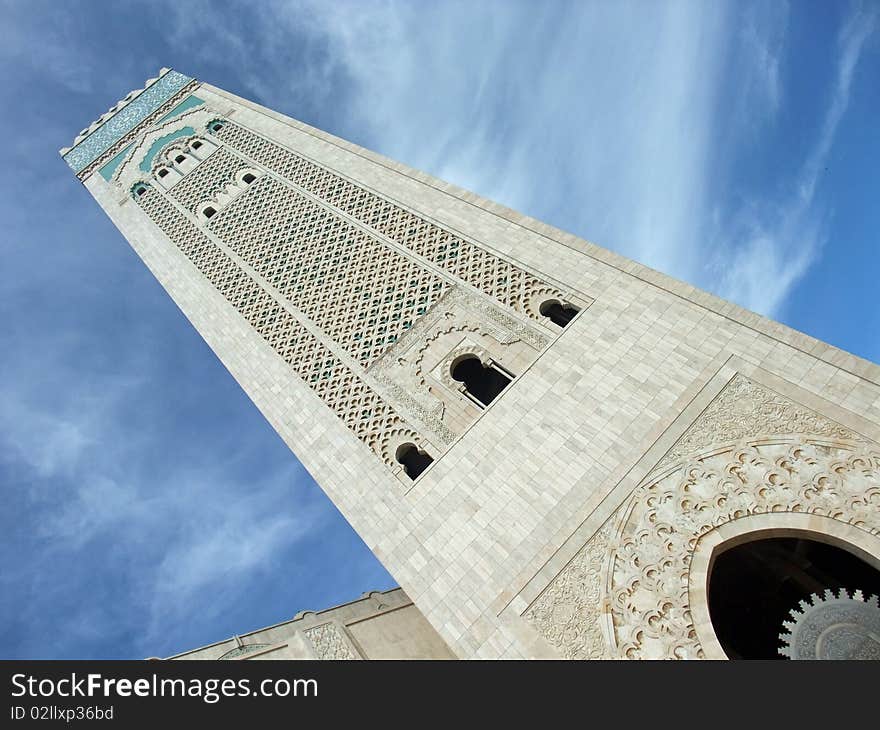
137, 187, 416, 467
610, 438, 880, 659
170, 146, 244, 212
214, 122, 563, 321
207, 175, 448, 367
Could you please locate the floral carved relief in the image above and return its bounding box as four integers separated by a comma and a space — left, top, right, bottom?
523, 518, 617, 659
302, 623, 359, 660
523, 374, 878, 660
655, 374, 858, 471
609, 437, 880, 659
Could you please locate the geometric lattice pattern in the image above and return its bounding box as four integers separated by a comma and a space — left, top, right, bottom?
170, 146, 246, 214
207, 175, 448, 367
136, 186, 416, 467
215, 122, 564, 321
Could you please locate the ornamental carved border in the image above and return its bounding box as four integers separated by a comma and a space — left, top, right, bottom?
302, 623, 359, 660
522, 374, 879, 660
608, 436, 880, 659
76, 78, 201, 181
654, 373, 860, 471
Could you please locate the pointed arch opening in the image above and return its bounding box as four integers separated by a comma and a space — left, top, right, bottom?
395, 443, 433, 480
540, 299, 579, 328
708, 535, 880, 660
451, 355, 513, 408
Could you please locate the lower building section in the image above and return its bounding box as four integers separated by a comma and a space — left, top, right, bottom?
164, 588, 455, 660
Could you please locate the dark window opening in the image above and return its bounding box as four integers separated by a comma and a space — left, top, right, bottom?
191, 140, 202, 149
708, 536, 880, 660
135, 187, 146, 196
540, 299, 580, 328
175, 154, 186, 164
203, 207, 217, 219
242, 173, 256, 184
157, 168, 169, 178
451, 355, 512, 407
211, 122, 223, 132
396, 443, 433, 480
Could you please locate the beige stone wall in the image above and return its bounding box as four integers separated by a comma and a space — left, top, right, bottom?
166, 588, 454, 660
84, 76, 880, 659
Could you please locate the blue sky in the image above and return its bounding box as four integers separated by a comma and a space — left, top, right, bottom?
0, 0, 877, 659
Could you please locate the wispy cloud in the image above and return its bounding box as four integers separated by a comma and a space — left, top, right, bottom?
0, 235, 333, 656
173, 0, 860, 316
714, 2, 877, 315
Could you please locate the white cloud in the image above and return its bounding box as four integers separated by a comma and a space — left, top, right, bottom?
714, 3, 876, 315
192, 0, 820, 315
0, 330, 324, 655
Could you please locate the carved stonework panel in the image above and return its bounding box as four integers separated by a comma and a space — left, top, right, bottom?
525, 437, 880, 660
522, 372, 877, 660
366, 285, 545, 449
302, 623, 359, 660
214, 121, 574, 326
523, 517, 617, 659
170, 146, 250, 213
608, 437, 880, 659
655, 374, 859, 472
207, 174, 449, 368
136, 187, 423, 471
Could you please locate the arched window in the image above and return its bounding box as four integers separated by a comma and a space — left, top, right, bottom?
203, 206, 217, 219
540, 299, 579, 328
451, 355, 513, 407
395, 443, 433, 480
135, 186, 146, 197
157, 168, 169, 178
191, 140, 202, 150
708, 535, 880, 660
175, 154, 186, 164
210, 121, 224, 132
242, 172, 256, 185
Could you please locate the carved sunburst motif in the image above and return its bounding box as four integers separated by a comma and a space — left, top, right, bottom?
609, 438, 880, 659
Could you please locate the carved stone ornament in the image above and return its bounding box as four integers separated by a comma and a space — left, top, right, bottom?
778, 588, 880, 660
302, 623, 359, 660
608, 437, 880, 659
523, 518, 616, 659
655, 373, 859, 471
523, 375, 878, 660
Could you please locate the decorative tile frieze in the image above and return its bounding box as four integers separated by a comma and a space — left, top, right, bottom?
76, 79, 200, 181
64, 71, 193, 173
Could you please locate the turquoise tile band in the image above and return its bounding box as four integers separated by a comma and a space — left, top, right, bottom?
63, 70, 193, 173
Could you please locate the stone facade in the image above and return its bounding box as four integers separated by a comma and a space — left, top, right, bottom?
164, 588, 455, 660
65, 69, 880, 659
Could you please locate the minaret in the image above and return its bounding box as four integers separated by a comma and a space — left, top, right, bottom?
64, 69, 880, 659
